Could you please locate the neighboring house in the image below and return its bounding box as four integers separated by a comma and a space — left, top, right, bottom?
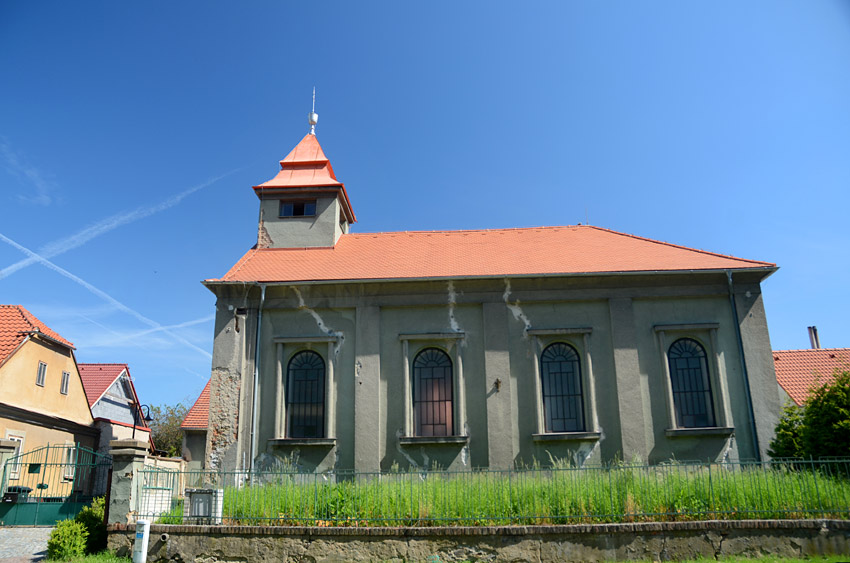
202, 124, 782, 474
78, 363, 152, 455
773, 348, 850, 406
180, 380, 209, 471
0, 305, 97, 475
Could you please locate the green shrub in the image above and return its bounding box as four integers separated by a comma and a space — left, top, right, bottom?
47, 518, 88, 561
75, 496, 107, 554
768, 403, 804, 458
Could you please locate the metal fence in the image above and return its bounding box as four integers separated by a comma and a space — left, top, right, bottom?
136, 459, 850, 526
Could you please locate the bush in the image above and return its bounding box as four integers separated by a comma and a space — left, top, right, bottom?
47, 518, 88, 561
770, 369, 850, 460
75, 496, 107, 554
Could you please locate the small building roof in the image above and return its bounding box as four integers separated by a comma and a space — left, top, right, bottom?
0, 305, 75, 366
78, 362, 150, 431
181, 380, 210, 430
207, 225, 775, 285
78, 363, 128, 407
773, 348, 850, 406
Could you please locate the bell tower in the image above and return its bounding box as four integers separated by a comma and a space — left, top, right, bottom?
253, 103, 356, 248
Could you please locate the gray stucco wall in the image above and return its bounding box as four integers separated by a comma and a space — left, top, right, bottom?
205, 271, 781, 473
259, 195, 344, 248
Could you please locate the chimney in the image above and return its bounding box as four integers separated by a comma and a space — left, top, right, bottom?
807, 326, 820, 349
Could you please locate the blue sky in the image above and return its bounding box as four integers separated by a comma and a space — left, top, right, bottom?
2, 1, 849, 409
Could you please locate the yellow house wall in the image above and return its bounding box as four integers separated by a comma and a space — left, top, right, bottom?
0, 337, 93, 425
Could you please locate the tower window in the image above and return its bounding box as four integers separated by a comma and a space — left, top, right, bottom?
280, 200, 317, 218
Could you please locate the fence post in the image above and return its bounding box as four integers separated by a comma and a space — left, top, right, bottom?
107, 440, 149, 524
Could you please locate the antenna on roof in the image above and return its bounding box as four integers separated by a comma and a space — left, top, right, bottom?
308, 87, 319, 135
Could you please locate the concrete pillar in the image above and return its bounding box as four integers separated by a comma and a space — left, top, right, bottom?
483, 303, 515, 469
108, 440, 148, 524
733, 290, 781, 461
353, 306, 381, 473
0, 440, 17, 481
608, 297, 648, 460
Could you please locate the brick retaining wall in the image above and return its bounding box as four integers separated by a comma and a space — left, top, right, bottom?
108, 519, 850, 562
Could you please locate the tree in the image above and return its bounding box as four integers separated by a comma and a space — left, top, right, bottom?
148, 403, 188, 457
769, 369, 850, 459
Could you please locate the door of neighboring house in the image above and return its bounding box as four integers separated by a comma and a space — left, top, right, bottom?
0, 444, 112, 526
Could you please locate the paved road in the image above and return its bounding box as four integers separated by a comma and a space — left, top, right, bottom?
0, 527, 52, 563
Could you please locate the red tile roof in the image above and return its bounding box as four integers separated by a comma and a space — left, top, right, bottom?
774, 348, 850, 406
207, 225, 775, 284
181, 380, 210, 429
253, 134, 356, 223
78, 363, 128, 408
0, 305, 75, 366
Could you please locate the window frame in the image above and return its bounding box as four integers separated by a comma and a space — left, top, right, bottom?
272, 336, 338, 443
399, 333, 467, 441
5, 432, 24, 480
62, 443, 76, 481
279, 199, 317, 218
654, 323, 732, 434
539, 342, 586, 433
60, 371, 70, 395
412, 347, 455, 437
36, 361, 47, 387
284, 350, 327, 439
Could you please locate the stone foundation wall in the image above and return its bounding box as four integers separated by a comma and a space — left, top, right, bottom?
108, 519, 850, 562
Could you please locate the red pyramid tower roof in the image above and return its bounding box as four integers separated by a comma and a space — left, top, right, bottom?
253, 134, 355, 222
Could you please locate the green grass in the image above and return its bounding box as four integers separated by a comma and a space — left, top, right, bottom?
153, 463, 850, 526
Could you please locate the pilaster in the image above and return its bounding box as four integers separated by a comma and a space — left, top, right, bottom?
108, 439, 148, 524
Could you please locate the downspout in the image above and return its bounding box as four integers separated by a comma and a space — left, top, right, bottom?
726, 270, 761, 461
249, 283, 267, 474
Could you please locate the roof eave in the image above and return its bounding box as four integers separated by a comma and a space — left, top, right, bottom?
203, 265, 779, 287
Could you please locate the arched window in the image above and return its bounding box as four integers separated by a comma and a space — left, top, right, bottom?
413, 348, 453, 437
286, 350, 325, 438
540, 342, 585, 432
668, 338, 715, 428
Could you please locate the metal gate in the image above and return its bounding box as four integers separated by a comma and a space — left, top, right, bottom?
0, 444, 112, 526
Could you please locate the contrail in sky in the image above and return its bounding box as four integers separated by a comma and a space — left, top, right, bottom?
0, 168, 241, 280
0, 232, 212, 360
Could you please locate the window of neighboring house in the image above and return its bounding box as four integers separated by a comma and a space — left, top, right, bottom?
668, 338, 716, 428
412, 348, 454, 437
63, 444, 76, 480
540, 342, 585, 433
280, 200, 317, 218
6, 434, 24, 479
285, 350, 325, 438
36, 361, 47, 386
60, 371, 70, 395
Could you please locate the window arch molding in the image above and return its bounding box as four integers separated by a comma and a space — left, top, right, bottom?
527, 327, 600, 440
272, 336, 339, 442
654, 323, 732, 435
398, 332, 467, 441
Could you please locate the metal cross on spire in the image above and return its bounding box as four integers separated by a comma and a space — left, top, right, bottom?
308, 87, 318, 135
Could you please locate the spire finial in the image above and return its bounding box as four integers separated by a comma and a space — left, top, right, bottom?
308, 87, 318, 135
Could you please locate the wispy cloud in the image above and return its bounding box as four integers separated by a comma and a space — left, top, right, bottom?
82, 314, 215, 348
0, 232, 212, 360
0, 167, 242, 280
0, 138, 58, 206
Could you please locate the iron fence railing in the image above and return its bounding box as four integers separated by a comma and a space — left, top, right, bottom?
1, 444, 111, 504
136, 458, 850, 526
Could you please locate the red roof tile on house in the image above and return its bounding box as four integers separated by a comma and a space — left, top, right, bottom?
0, 305, 75, 366
181, 380, 210, 429
78, 363, 128, 408
207, 225, 775, 284
774, 348, 850, 406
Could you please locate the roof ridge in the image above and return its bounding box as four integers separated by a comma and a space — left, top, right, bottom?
347, 225, 582, 237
